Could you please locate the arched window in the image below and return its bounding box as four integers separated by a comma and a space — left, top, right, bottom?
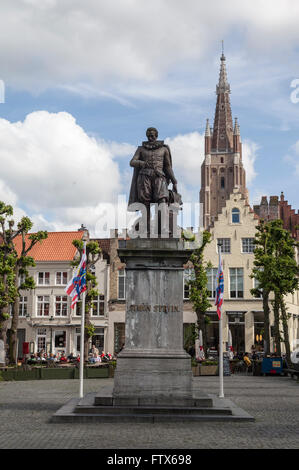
232, 208, 240, 223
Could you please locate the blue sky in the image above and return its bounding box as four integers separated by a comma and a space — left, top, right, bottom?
0, 0, 298, 236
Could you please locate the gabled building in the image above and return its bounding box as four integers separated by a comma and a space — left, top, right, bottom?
254, 192, 299, 241
11, 228, 110, 358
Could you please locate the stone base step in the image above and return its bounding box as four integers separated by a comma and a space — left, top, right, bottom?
51, 396, 255, 423
74, 405, 232, 416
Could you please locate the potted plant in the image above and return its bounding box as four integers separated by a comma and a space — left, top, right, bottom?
191, 358, 200, 376
199, 360, 218, 376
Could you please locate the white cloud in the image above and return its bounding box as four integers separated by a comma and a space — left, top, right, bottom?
165, 132, 204, 188
0, 110, 132, 235
0, 114, 259, 236
284, 140, 299, 176
0, 111, 121, 210
242, 139, 258, 184
1, 0, 299, 97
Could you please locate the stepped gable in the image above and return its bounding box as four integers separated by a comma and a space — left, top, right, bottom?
253, 192, 299, 240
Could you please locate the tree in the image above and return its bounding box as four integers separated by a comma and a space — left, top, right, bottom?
0, 201, 48, 363
250, 220, 272, 355
71, 239, 102, 360
251, 219, 299, 361
268, 220, 298, 363
187, 231, 212, 357
9, 217, 47, 364
0, 203, 18, 355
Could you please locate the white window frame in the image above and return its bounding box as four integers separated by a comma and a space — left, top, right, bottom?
38, 272, 50, 286
229, 268, 244, 299
118, 268, 126, 300
36, 328, 47, 352
242, 238, 255, 253
55, 271, 68, 285
91, 295, 105, 316
19, 296, 28, 317
183, 268, 194, 300
37, 295, 50, 316
217, 238, 231, 254
55, 295, 68, 317
206, 267, 218, 299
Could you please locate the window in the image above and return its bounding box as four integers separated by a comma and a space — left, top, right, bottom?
232, 208, 240, 223
37, 296, 50, 316
92, 327, 105, 351
75, 328, 81, 352
220, 177, 225, 189
92, 295, 105, 316
183, 268, 194, 300
56, 272, 68, 285
54, 330, 66, 348
55, 296, 68, 316
37, 328, 47, 352
242, 238, 255, 253
38, 272, 50, 285
19, 296, 28, 317
206, 268, 218, 298
75, 300, 82, 316
118, 269, 126, 300
217, 238, 231, 254
229, 268, 244, 298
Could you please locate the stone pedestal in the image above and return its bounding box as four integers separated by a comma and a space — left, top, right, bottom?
52, 236, 254, 422
112, 238, 193, 406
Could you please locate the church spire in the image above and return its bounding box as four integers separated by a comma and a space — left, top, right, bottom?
211, 50, 234, 152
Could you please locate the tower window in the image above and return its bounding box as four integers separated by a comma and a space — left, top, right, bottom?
232, 208, 240, 223
220, 177, 225, 189
221, 157, 224, 163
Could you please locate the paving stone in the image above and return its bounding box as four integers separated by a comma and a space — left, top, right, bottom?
0, 376, 298, 448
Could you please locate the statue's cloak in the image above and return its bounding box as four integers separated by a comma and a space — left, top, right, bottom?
128, 142, 173, 210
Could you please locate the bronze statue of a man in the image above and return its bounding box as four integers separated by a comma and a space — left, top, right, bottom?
128, 127, 178, 209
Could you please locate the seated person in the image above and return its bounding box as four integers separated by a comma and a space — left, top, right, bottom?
60, 352, 67, 363
243, 352, 252, 368
88, 354, 96, 364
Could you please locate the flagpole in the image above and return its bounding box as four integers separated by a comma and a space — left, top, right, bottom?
79, 288, 86, 399
79, 241, 87, 399
218, 242, 224, 398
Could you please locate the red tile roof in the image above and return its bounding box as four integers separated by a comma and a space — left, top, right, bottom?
14, 231, 84, 261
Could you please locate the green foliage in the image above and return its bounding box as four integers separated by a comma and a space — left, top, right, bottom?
251, 219, 299, 360
188, 231, 212, 315
0, 201, 48, 363
85, 324, 95, 338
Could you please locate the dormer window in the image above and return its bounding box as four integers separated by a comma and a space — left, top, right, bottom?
232, 208, 240, 223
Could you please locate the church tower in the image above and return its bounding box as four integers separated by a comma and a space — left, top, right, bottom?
200, 52, 248, 229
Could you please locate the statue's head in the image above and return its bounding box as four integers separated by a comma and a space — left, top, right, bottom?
146, 127, 158, 142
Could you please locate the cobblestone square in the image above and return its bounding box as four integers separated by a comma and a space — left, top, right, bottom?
0, 375, 298, 449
